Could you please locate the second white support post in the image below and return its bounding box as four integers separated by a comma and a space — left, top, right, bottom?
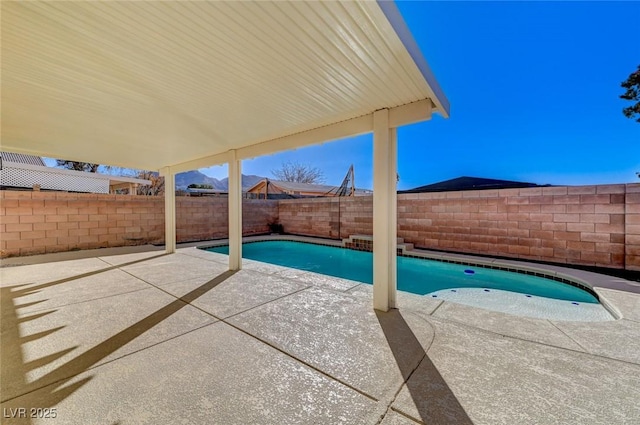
160, 167, 176, 254
228, 150, 243, 270
372, 109, 398, 311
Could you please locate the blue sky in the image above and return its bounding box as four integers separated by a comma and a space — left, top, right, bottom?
203, 1, 639, 190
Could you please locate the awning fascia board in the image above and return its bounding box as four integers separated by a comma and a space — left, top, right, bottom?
388, 99, 433, 128
166, 99, 433, 173
376, 1, 450, 118
170, 152, 232, 175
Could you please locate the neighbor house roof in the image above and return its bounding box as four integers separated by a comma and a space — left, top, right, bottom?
2, 1, 448, 171
0, 153, 151, 194
186, 188, 229, 197
247, 179, 372, 197
401, 176, 546, 193
255, 180, 338, 194
0, 151, 45, 167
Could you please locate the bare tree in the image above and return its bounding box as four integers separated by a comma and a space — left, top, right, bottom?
56, 160, 100, 172
136, 170, 165, 195
271, 161, 325, 184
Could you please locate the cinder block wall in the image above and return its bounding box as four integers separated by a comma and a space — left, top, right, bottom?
276, 184, 638, 271
176, 197, 278, 242
1, 184, 638, 270
0, 192, 277, 257
396, 185, 627, 269
177, 197, 227, 242
0, 191, 164, 256
339, 196, 373, 238
278, 198, 340, 238
277, 196, 375, 239
626, 184, 640, 271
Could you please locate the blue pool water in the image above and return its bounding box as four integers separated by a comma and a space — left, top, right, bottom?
206, 241, 598, 304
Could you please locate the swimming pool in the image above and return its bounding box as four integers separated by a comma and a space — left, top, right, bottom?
205, 240, 599, 304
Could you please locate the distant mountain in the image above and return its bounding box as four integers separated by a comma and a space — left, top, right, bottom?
175, 170, 264, 190
175, 170, 222, 189
217, 174, 264, 190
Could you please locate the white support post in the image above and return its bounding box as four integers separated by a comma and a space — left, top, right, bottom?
228, 150, 242, 270
389, 126, 398, 309
160, 167, 176, 254
372, 109, 397, 311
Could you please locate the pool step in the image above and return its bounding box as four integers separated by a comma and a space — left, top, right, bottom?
342, 234, 414, 255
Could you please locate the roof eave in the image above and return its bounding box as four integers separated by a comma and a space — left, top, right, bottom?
377, 0, 450, 118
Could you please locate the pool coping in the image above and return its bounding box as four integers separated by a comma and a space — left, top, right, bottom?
197, 234, 639, 320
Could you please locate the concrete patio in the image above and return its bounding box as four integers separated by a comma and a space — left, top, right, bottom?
1, 246, 639, 424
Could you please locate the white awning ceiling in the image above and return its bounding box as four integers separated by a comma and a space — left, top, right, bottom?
1, 0, 448, 171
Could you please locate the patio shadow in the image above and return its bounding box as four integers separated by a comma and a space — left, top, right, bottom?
376, 309, 473, 424
1, 254, 169, 404
1, 265, 236, 424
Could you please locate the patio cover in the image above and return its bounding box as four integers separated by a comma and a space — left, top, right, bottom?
1, 0, 449, 311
